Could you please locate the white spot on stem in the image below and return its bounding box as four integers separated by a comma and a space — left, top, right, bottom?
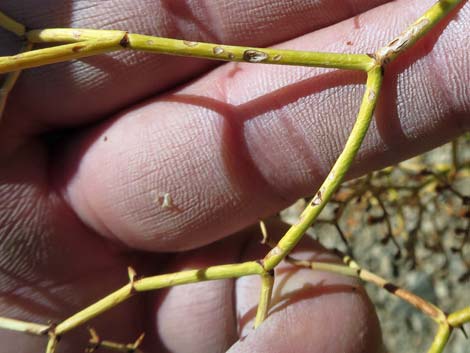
72, 30, 82, 40
183, 40, 198, 47
213, 46, 225, 55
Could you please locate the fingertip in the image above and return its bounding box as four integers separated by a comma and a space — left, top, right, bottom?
233, 228, 382, 353
233, 269, 382, 353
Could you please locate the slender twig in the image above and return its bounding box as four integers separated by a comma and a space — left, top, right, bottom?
0, 42, 32, 120
0, 317, 49, 336
0, 2, 465, 353
288, 250, 447, 324
0, 39, 124, 74
427, 323, 451, 353
86, 328, 145, 353
254, 272, 275, 328
374, 0, 462, 65
448, 306, 470, 327
0, 28, 376, 75
55, 262, 264, 335
0, 11, 25, 36
262, 65, 384, 271
45, 334, 59, 353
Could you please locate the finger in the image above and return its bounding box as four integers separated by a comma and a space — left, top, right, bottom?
150, 222, 382, 353
0, 164, 147, 353
0, 0, 391, 130
231, 242, 382, 353
146, 234, 246, 353
58, 0, 469, 252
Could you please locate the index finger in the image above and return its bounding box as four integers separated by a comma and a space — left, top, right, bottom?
1, 0, 391, 131
59, 0, 469, 252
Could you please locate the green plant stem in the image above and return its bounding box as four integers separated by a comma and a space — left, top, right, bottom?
0, 42, 32, 120
86, 329, 145, 353
0, 11, 25, 36
0, 2, 465, 352
287, 258, 360, 278
55, 261, 264, 335
375, 0, 462, 65
0, 28, 376, 74
26, 28, 126, 43
448, 306, 470, 327
45, 335, 59, 353
427, 323, 451, 353
88, 340, 143, 353
0, 40, 122, 74
127, 33, 374, 71
262, 65, 383, 271
0, 317, 48, 335
254, 272, 274, 328
288, 253, 447, 323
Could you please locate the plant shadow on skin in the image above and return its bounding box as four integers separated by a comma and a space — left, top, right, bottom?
162, 69, 366, 202
374, 2, 467, 159
0, 1, 468, 350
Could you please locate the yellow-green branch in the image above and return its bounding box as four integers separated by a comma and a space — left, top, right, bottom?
262, 65, 383, 271
86, 328, 145, 353
254, 271, 274, 328
0, 1, 466, 353
375, 0, 462, 65
0, 27, 376, 75
0, 42, 32, 119
0, 11, 25, 36
55, 261, 264, 335
0, 317, 49, 336
448, 306, 470, 327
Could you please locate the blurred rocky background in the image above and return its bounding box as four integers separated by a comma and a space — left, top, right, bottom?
280, 133, 469, 353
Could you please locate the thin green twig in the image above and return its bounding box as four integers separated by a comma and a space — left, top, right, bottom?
262, 65, 384, 271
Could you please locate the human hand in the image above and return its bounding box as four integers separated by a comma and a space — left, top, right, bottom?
1, 0, 468, 352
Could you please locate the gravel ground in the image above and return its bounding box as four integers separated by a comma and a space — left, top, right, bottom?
280, 135, 469, 353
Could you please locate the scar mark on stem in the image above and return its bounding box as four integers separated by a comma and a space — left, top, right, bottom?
72, 45, 85, 53
328, 171, 335, 181
376, 17, 430, 64
368, 89, 376, 102
272, 54, 282, 61
183, 40, 198, 47
120, 32, 129, 48
267, 246, 282, 258
243, 50, 269, 63
311, 191, 323, 206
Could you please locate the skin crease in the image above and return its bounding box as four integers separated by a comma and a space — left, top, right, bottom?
0, 0, 468, 352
